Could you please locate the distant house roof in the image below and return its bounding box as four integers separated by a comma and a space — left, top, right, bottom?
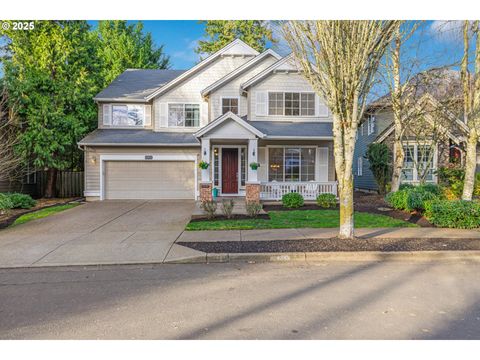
78, 129, 200, 146
94, 69, 186, 102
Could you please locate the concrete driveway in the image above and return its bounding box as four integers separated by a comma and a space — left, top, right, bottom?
0, 200, 195, 268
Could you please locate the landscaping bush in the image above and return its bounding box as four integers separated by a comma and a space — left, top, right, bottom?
246, 202, 263, 218
405, 189, 438, 212
385, 190, 409, 210
399, 183, 415, 190
0, 194, 14, 212
385, 184, 442, 212
424, 199, 480, 229
316, 193, 337, 208
365, 143, 392, 195
200, 200, 217, 219
417, 183, 441, 196
221, 199, 235, 219
282, 192, 304, 208
6, 193, 36, 209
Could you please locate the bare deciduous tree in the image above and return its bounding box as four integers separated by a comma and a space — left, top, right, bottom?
461, 20, 480, 200
282, 20, 402, 239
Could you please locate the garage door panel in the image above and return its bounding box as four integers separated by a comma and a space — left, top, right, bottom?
105, 161, 195, 199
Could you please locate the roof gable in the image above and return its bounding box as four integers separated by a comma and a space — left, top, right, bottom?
241, 54, 298, 90
146, 39, 259, 101
195, 112, 265, 139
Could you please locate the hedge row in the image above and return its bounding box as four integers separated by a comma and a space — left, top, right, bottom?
0, 193, 36, 211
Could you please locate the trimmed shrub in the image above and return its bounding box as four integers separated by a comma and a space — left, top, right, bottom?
424, 200, 480, 229
200, 200, 217, 219
405, 189, 438, 212
6, 193, 36, 209
399, 183, 415, 191
0, 194, 14, 211
246, 202, 263, 218
417, 184, 441, 196
385, 190, 409, 210
282, 192, 304, 208
221, 199, 235, 219
316, 193, 337, 208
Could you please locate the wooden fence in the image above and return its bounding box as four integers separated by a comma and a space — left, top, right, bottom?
35, 171, 84, 198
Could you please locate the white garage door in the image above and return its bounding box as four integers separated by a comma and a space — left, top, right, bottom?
104, 161, 195, 199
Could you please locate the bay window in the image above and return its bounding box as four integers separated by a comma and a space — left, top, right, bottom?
168, 103, 200, 127
268, 92, 315, 116
268, 147, 316, 182
111, 104, 145, 126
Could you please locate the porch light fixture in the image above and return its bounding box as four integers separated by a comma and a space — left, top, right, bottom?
203, 149, 207, 156
252, 149, 255, 157
89, 155, 96, 165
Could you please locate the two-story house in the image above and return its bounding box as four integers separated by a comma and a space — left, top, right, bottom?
78, 39, 337, 203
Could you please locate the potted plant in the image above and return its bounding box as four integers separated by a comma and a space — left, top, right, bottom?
199, 161, 210, 170
249, 162, 260, 170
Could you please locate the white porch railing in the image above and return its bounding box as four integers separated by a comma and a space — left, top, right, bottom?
260, 181, 338, 201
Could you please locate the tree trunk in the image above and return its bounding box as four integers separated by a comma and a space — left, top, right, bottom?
44, 168, 58, 198
338, 173, 354, 239
462, 132, 478, 200
391, 136, 404, 192
390, 31, 403, 193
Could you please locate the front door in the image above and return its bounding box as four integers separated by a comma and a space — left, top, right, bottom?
222, 148, 238, 194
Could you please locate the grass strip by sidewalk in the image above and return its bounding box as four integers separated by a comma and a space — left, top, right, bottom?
186, 209, 417, 231
11, 203, 80, 227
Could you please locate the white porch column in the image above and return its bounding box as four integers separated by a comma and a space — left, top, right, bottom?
201, 138, 211, 182
247, 138, 258, 183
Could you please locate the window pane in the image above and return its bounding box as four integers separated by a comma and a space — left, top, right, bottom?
185, 104, 200, 127
300, 93, 315, 116
268, 92, 284, 115
168, 104, 184, 127
268, 148, 284, 181
401, 168, 414, 181
127, 105, 144, 126
222, 98, 238, 115
240, 147, 246, 186
285, 92, 300, 116
403, 145, 415, 167
301, 148, 316, 181
285, 148, 301, 181
112, 105, 128, 126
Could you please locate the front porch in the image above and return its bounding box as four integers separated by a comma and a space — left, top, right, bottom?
195, 112, 338, 203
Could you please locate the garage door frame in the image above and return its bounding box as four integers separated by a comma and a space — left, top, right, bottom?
99, 154, 198, 200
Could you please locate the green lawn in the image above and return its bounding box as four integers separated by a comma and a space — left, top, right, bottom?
11, 203, 80, 227
186, 209, 416, 231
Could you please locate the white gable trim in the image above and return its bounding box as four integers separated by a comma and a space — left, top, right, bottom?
201, 49, 282, 97
241, 53, 297, 90
195, 111, 265, 139
145, 39, 259, 101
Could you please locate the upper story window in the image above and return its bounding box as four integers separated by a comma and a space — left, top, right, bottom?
168, 103, 200, 127
367, 115, 376, 135
111, 104, 145, 126
268, 92, 315, 116
222, 98, 239, 115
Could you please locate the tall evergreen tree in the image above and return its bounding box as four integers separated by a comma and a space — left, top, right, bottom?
96, 21, 170, 86
1, 20, 99, 197
196, 20, 275, 55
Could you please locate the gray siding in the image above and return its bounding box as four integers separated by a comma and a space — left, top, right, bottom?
353, 110, 393, 191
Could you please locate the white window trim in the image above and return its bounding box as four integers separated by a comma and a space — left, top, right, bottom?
212, 145, 248, 196
108, 104, 147, 128
266, 145, 318, 182
99, 154, 198, 200
361, 123, 364, 136
167, 102, 202, 128
220, 96, 240, 115
367, 115, 375, 135
267, 91, 317, 118
357, 157, 363, 176
396, 141, 438, 184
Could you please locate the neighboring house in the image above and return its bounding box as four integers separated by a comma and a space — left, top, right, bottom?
353, 71, 478, 191
78, 39, 337, 202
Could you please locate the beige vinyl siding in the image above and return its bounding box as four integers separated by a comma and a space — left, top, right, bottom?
249, 73, 333, 122
84, 146, 200, 196
257, 140, 335, 182
208, 56, 278, 121
104, 161, 195, 199
153, 56, 252, 131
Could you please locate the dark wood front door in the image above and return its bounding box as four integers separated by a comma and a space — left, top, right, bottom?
222, 148, 238, 194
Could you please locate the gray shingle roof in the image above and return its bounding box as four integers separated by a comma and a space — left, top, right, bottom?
247, 120, 333, 138
78, 129, 200, 146
94, 69, 186, 101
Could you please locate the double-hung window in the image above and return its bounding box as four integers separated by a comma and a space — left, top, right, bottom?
268, 92, 315, 116
401, 143, 436, 183
221, 98, 239, 115
111, 104, 145, 126
268, 147, 316, 182
367, 116, 376, 135
357, 157, 363, 176
168, 103, 200, 127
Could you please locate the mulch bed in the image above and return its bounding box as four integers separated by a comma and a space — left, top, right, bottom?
263, 192, 433, 227
178, 237, 480, 253
0, 197, 84, 229
189, 213, 270, 222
